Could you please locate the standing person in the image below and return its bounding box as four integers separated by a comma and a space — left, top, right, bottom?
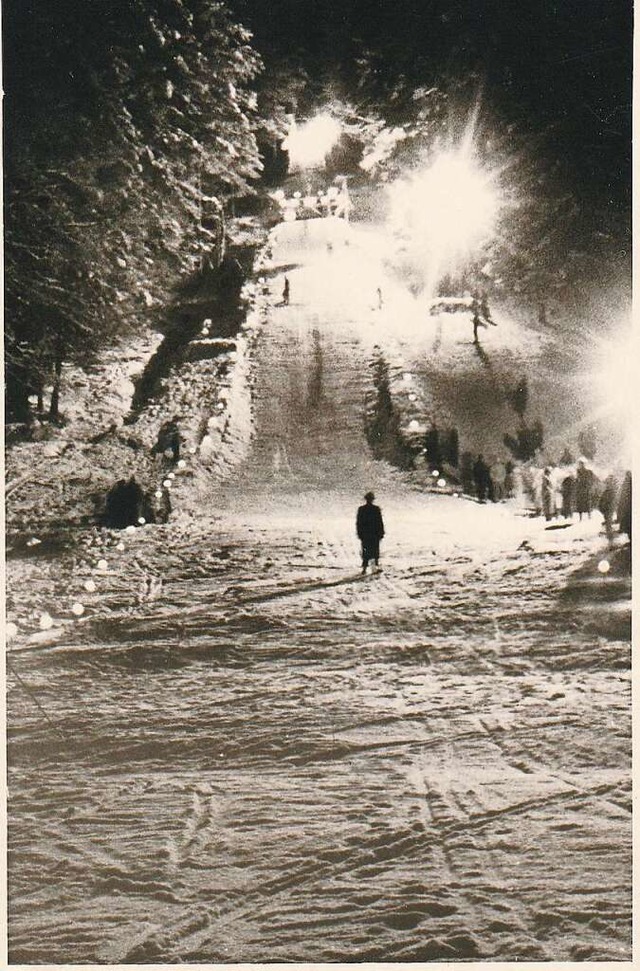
575, 460, 593, 520
424, 422, 441, 468
153, 415, 181, 463
503, 460, 515, 499
376, 286, 383, 309
356, 491, 385, 575
472, 312, 481, 344
473, 454, 489, 501
561, 473, 575, 519
541, 467, 554, 521
598, 475, 619, 542
617, 471, 631, 541
282, 277, 290, 305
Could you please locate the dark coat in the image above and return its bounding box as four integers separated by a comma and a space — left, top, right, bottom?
356, 503, 384, 542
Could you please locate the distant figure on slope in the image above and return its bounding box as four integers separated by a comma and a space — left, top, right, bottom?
472, 312, 482, 344
575, 460, 594, 520
356, 491, 385, 575
103, 476, 150, 529
503, 460, 515, 499
598, 475, 619, 542
617, 471, 631, 541
541, 467, 555, 520
473, 454, 491, 501
424, 422, 441, 468
561, 473, 575, 519
376, 287, 383, 310
153, 416, 181, 463
282, 277, 290, 305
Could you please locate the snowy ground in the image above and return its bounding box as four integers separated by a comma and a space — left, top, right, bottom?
6, 219, 631, 964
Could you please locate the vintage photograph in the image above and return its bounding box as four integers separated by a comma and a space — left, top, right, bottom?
4, 0, 632, 964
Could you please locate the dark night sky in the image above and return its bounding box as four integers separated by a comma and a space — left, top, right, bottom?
3, 0, 632, 211
234, 0, 632, 209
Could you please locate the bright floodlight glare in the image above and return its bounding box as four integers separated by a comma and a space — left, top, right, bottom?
283, 113, 342, 170
387, 143, 501, 295
590, 326, 634, 423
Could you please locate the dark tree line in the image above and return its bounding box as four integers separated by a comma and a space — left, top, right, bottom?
4, 0, 287, 422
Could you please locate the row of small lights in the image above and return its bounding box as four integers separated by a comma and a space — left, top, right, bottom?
6, 456, 190, 641
5, 320, 220, 643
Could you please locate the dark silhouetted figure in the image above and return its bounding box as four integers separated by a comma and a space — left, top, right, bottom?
617, 471, 631, 541
473, 454, 491, 501
598, 475, 618, 542
282, 277, 290, 305
424, 422, 441, 468
443, 427, 459, 467
103, 476, 150, 529
561, 474, 575, 519
541, 468, 554, 520
504, 460, 515, 498
559, 446, 574, 466
473, 313, 481, 344
153, 416, 181, 463
356, 491, 385, 575
575, 460, 593, 520
460, 451, 474, 495
376, 287, 383, 309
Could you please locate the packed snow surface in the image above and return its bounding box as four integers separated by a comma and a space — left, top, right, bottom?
7, 219, 631, 964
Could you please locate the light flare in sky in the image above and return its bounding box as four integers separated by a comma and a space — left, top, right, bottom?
387, 122, 502, 296
283, 113, 342, 170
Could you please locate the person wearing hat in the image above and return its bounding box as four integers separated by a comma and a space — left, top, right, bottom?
356, 491, 385, 575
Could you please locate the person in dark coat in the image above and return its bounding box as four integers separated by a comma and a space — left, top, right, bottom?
575, 460, 593, 520
598, 475, 619, 542
356, 491, 385, 575
103, 476, 148, 529
617, 471, 631, 541
561, 474, 575, 519
473, 454, 490, 501
424, 422, 441, 468
282, 277, 290, 305
153, 416, 181, 463
541, 467, 554, 521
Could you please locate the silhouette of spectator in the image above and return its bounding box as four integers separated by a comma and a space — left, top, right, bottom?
443, 428, 459, 467
561, 474, 575, 519
282, 277, 290, 305
575, 460, 594, 520
149, 485, 172, 525
460, 452, 474, 495
473, 454, 491, 501
356, 491, 385, 575
541, 467, 554, 520
617, 471, 631, 541
598, 475, 619, 542
103, 476, 149, 529
559, 446, 574, 466
503, 460, 515, 498
473, 313, 481, 344
153, 416, 181, 463
424, 422, 441, 468
376, 287, 383, 309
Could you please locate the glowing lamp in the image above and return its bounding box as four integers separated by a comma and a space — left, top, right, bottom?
39, 612, 53, 631
71, 603, 85, 617
597, 559, 610, 574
